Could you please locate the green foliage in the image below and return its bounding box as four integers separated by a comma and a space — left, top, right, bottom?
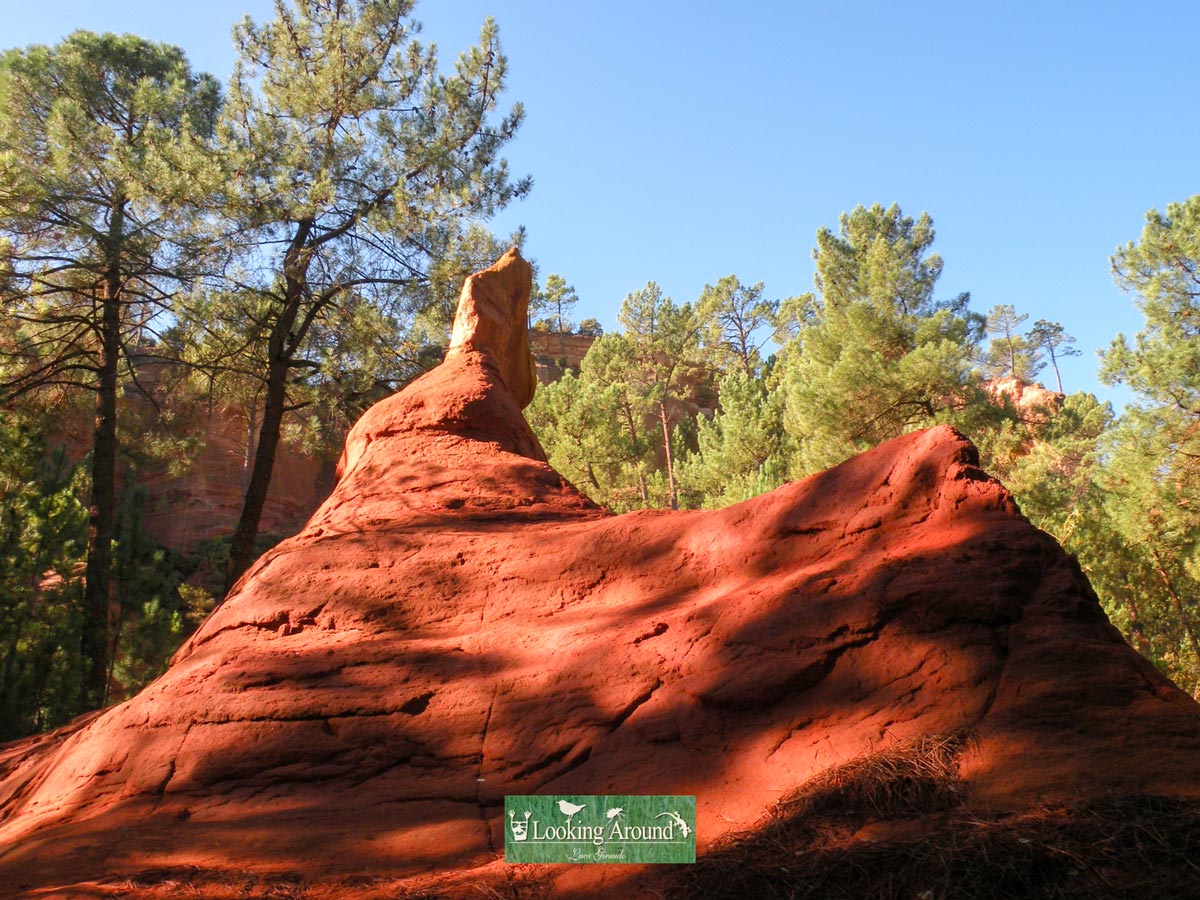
217, 0, 528, 314
525, 371, 646, 510
531, 274, 579, 336
774, 203, 987, 476
529, 276, 791, 512
1105, 197, 1200, 410
977, 307, 1079, 393
696, 276, 778, 376
290, 295, 417, 448
676, 369, 788, 508
0, 31, 219, 385
812, 202, 945, 314
1093, 417, 1200, 685
527, 282, 713, 511
0, 423, 88, 739
0, 30, 220, 709
612, 284, 707, 509
1028, 319, 1080, 393
985, 391, 1112, 539
106, 486, 196, 701
1088, 197, 1200, 690
577, 318, 604, 337
0, 419, 208, 738
566, 330, 662, 509
976, 196, 1200, 694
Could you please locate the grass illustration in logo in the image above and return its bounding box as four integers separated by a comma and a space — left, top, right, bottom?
504, 795, 696, 864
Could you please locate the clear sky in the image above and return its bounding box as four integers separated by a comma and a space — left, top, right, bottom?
7, 1, 1200, 405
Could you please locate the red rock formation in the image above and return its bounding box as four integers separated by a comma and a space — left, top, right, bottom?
140, 404, 335, 557
528, 330, 597, 383
984, 375, 1065, 420
1, 249, 1199, 899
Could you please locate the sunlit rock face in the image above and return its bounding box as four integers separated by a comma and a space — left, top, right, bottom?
1, 249, 1199, 899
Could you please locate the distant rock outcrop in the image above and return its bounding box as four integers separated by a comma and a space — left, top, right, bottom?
984, 375, 1065, 420
528, 330, 597, 383
1, 249, 1199, 899
48, 388, 336, 559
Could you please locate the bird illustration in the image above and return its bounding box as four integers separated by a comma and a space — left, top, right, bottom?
606, 807, 624, 821
656, 810, 692, 837
557, 799, 586, 824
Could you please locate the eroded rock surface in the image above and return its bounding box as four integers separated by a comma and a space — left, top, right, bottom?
1, 249, 1199, 899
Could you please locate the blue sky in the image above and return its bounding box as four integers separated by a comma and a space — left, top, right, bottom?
7, 1, 1200, 405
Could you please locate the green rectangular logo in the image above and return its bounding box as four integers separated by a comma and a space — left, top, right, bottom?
504, 795, 696, 864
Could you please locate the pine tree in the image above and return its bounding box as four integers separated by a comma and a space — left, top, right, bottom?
615, 284, 705, 510
1028, 319, 1080, 393
0, 419, 89, 738
775, 204, 986, 475
214, 0, 530, 591
983, 303, 1043, 381
531, 274, 579, 366
1097, 195, 1200, 690
676, 369, 787, 508
0, 32, 219, 708
524, 372, 641, 508
695, 275, 777, 376
527, 284, 710, 512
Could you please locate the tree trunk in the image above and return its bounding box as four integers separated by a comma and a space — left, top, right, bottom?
618, 401, 649, 507
660, 402, 678, 510
224, 349, 288, 594
1049, 348, 1064, 393
224, 224, 312, 596
81, 269, 122, 709
242, 400, 258, 493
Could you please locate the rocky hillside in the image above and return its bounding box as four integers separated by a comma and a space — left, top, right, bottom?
1, 250, 1198, 899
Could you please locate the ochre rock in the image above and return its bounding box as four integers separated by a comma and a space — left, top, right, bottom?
143, 406, 335, 557
984, 375, 1065, 419
2, 251, 1200, 898
529, 330, 598, 384
447, 246, 538, 409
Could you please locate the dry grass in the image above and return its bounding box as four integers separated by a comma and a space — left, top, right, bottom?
777, 732, 967, 821
111, 867, 311, 899
668, 732, 1200, 900
107, 863, 553, 900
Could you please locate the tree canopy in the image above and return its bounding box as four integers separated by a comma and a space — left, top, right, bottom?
1094, 196, 1200, 686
